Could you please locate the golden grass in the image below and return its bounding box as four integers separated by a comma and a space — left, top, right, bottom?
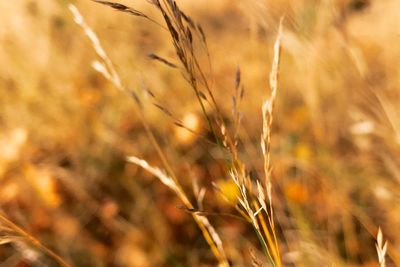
1, 0, 400, 266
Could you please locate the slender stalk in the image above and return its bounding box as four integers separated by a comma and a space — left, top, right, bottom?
0, 214, 71, 267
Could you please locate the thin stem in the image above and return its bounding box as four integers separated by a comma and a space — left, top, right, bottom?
0, 214, 71, 267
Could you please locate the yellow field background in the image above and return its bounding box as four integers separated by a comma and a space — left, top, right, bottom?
1, 0, 400, 266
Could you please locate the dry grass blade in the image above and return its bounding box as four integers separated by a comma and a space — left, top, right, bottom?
93, 0, 146, 17
126, 156, 229, 266
256, 17, 283, 267
148, 0, 229, 150
69, 4, 121, 89
376, 227, 388, 267
235, 67, 241, 91
92, 0, 166, 29
250, 248, 266, 267
153, 102, 173, 117
195, 215, 227, 266
261, 19, 283, 203
148, 53, 178, 68
0, 214, 71, 267
232, 66, 243, 147
126, 156, 178, 192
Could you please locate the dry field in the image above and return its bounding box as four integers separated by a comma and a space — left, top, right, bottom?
1, 0, 400, 266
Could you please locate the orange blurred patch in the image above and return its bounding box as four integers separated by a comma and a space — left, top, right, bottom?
100, 200, 119, 220
54, 214, 79, 239
294, 142, 312, 162
0, 181, 19, 203
115, 229, 152, 267
164, 199, 187, 224
24, 164, 61, 208
285, 182, 309, 204
289, 106, 309, 129
0, 127, 27, 176
78, 88, 101, 107
216, 179, 239, 205
284, 106, 310, 133
174, 112, 202, 146
360, 261, 379, 267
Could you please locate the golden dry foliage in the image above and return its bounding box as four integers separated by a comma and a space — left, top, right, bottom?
1, 0, 400, 266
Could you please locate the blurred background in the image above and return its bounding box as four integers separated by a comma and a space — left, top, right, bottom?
1, 0, 400, 266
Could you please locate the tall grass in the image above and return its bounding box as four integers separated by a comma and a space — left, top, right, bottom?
70, 0, 284, 265
1, 0, 398, 266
